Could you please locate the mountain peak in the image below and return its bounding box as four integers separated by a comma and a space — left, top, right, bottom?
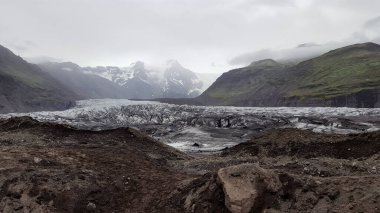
249, 59, 282, 68
340, 42, 380, 52
297, 43, 319, 48
59, 62, 81, 68
322, 42, 380, 58
351, 42, 380, 49
0, 44, 13, 54
166, 59, 183, 69
0, 44, 22, 62
130, 61, 145, 69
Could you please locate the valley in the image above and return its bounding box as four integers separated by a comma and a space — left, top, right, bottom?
2, 41, 380, 212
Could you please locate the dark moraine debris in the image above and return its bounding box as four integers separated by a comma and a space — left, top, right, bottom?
1, 117, 380, 212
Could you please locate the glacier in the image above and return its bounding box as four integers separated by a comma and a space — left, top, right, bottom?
1, 99, 380, 152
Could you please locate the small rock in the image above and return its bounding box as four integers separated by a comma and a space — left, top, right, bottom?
192, 143, 201, 148
86, 202, 96, 211
327, 189, 340, 200
230, 173, 241, 177
371, 166, 377, 173
33, 157, 42, 164
13, 203, 23, 211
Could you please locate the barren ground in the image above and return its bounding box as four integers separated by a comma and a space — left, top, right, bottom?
0, 117, 379, 212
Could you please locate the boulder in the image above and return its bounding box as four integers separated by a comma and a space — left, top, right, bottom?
217, 164, 282, 213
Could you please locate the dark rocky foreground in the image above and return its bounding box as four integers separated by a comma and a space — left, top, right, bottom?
1, 117, 380, 212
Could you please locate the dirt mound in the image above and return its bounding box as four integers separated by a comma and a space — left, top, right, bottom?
0, 117, 192, 212
0, 117, 188, 161
189, 165, 380, 213
222, 128, 380, 159
0, 116, 62, 131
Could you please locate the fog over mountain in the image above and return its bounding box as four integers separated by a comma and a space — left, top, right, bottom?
1, 0, 380, 73
230, 15, 380, 66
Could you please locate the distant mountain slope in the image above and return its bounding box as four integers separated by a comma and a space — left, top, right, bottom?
162, 60, 203, 98
0, 45, 78, 113
39, 62, 129, 99
198, 43, 380, 107
198, 59, 289, 106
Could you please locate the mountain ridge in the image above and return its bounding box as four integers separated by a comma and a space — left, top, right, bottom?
36, 59, 215, 100
0, 45, 78, 113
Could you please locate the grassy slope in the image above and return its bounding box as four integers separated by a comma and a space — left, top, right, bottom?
289, 43, 380, 99
201, 43, 380, 105
203, 59, 288, 104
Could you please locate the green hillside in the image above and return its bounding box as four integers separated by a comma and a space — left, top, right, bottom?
202, 59, 289, 105
289, 43, 380, 99
198, 42, 380, 107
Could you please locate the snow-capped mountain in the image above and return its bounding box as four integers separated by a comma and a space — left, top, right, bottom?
37, 60, 213, 100
83, 60, 204, 99
162, 60, 203, 98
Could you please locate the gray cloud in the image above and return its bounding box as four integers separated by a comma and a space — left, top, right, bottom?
230, 14, 380, 66
229, 42, 344, 65
4, 40, 37, 53
0, 0, 380, 72
364, 16, 380, 28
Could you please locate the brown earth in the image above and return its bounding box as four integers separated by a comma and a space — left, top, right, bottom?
1, 117, 380, 212
0, 117, 194, 212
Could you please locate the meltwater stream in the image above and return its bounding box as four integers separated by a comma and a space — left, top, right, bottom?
1, 99, 380, 153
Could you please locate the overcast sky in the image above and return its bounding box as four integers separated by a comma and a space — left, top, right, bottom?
1, 0, 380, 73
